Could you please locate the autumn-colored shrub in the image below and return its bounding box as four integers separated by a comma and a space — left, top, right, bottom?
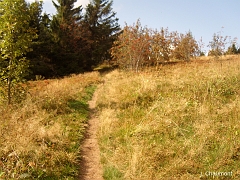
111, 20, 151, 72
111, 20, 200, 71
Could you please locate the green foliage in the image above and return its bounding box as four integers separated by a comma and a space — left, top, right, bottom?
0, 0, 121, 78
103, 165, 124, 180
199, 51, 205, 56
51, 0, 83, 47
84, 0, 121, 69
0, 0, 37, 104
225, 43, 238, 55
26, 1, 55, 79
50, 0, 82, 75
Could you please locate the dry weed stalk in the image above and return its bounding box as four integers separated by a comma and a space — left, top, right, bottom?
97, 57, 240, 179
0, 72, 101, 179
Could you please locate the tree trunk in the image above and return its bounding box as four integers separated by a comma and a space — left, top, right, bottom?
7, 76, 11, 105
7, 57, 12, 105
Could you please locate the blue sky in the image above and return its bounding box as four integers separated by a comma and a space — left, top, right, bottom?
27, 0, 240, 52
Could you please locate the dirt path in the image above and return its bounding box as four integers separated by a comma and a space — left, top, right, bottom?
79, 86, 103, 180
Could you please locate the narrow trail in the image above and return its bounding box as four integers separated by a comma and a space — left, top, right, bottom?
79, 86, 103, 180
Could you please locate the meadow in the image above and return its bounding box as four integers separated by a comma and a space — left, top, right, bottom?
97, 55, 240, 179
0, 55, 240, 179
0, 72, 101, 179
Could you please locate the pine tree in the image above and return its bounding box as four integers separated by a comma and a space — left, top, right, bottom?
52, 0, 82, 47
26, 1, 54, 78
84, 0, 121, 69
226, 43, 238, 55
51, 0, 84, 75
0, 0, 37, 104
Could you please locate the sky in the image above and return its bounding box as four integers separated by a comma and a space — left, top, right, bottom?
26, 0, 240, 53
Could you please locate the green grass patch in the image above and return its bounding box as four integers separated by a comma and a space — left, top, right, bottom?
103, 165, 124, 180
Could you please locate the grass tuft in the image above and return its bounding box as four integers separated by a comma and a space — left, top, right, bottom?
97, 57, 240, 179
0, 72, 101, 179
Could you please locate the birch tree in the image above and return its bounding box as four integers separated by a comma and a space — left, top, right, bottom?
0, 0, 37, 105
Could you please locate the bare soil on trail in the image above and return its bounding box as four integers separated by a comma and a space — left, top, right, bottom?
79, 87, 104, 180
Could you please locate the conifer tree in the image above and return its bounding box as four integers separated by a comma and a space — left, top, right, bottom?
51, 0, 84, 75
0, 0, 37, 104
84, 0, 121, 69
52, 0, 82, 47
226, 43, 238, 55
26, 1, 54, 78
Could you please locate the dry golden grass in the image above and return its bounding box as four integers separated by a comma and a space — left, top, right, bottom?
97, 57, 240, 179
0, 72, 101, 179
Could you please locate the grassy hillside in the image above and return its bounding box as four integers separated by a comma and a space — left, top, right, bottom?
97, 56, 240, 179
0, 72, 101, 179
1, 55, 239, 179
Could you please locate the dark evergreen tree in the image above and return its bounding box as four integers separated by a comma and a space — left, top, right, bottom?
225, 43, 238, 55
51, 0, 85, 75
83, 0, 121, 69
26, 1, 55, 79
52, 0, 82, 47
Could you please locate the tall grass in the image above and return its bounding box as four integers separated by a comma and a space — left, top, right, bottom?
0, 72, 101, 179
97, 57, 240, 179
